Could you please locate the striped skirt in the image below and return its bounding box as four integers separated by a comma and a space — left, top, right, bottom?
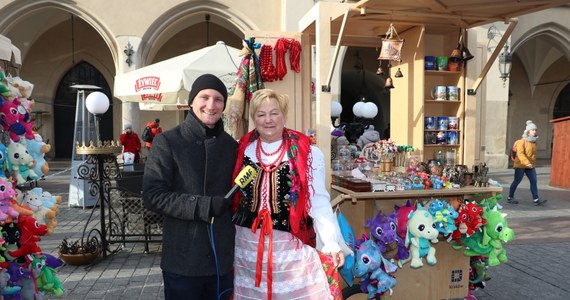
233, 225, 333, 300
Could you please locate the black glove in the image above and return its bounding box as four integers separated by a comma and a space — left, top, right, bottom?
210, 196, 232, 217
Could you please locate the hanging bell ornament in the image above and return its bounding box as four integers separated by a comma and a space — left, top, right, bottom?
461, 44, 474, 61
394, 68, 403, 78
385, 76, 395, 89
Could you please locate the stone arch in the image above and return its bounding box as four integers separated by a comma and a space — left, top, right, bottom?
0, 1, 118, 65
140, 1, 256, 64
508, 23, 570, 160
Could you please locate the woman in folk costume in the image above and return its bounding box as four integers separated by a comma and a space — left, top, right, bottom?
232, 89, 345, 300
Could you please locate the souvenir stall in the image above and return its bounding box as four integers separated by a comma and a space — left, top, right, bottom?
295, 1, 567, 299
0, 43, 66, 297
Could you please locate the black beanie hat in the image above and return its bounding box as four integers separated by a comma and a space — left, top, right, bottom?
188, 74, 228, 107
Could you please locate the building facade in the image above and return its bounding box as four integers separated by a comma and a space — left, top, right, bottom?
0, 0, 568, 168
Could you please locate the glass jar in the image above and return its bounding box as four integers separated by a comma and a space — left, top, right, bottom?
445, 148, 456, 166
338, 145, 351, 161
433, 150, 445, 163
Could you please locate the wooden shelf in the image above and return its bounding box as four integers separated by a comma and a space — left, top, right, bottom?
425, 70, 462, 76
425, 129, 460, 132
424, 144, 460, 147
425, 100, 461, 103
331, 185, 502, 205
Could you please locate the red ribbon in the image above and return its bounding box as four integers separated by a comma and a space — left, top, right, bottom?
251, 209, 274, 300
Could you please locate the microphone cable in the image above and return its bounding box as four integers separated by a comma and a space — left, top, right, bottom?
208, 217, 233, 300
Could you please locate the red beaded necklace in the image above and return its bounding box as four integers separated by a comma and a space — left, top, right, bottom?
258, 139, 284, 157
255, 138, 287, 172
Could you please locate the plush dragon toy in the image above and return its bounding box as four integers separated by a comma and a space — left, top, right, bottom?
399, 203, 439, 269
457, 205, 515, 266
353, 234, 398, 299
365, 211, 408, 261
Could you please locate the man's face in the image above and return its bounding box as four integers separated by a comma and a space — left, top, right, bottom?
191, 89, 225, 128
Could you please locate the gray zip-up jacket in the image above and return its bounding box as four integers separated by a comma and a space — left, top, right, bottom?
143, 112, 237, 276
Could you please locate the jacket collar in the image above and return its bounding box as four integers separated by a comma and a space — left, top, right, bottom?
181, 110, 224, 138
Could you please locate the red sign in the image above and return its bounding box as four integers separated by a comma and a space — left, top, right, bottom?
134, 76, 161, 92
140, 94, 163, 102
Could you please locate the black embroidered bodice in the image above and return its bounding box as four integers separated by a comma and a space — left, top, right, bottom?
233, 156, 313, 232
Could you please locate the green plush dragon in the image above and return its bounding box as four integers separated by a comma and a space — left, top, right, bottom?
31, 255, 65, 297
460, 205, 515, 266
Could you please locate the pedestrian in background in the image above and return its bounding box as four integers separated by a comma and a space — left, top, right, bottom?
143, 118, 162, 150
508, 120, 547, 205
119, 123, 141, 163
143, 74, 236, 300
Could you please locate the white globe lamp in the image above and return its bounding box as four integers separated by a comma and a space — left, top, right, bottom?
331, 101, 343, 117
85, 91, 110, 115
362, 102, 379, 119
352, 101, 365, 118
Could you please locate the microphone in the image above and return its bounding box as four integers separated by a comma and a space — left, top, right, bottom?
224, 165, 257, 199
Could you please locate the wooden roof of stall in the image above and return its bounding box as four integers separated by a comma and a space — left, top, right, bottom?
299, 0, 570, 47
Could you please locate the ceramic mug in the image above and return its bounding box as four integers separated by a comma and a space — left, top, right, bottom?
437, 116, 449, 130
431, 86, 447, 100
425, 116, 435, 130
436, 56, 448, 71
447, 130, 458, 145
424, 56, 436, 70
447, 86, 459, 101
436, 131, 447, 144
448, 117, 459, 130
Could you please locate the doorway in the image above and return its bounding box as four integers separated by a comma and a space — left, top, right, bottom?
54, 61, 113, 158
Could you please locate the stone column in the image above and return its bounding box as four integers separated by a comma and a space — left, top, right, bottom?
116, 36, 142, 134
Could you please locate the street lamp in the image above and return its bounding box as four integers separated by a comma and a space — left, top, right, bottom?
85, 91, 110, 143
499, 45, 512, 87
76, 90, 121, 258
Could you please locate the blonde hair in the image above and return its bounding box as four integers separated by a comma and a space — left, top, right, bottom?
249, 89, 289, 120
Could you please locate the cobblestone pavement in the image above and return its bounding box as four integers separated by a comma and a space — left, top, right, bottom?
35, 161, 569, 299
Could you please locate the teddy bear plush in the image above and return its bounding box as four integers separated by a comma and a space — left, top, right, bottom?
0, 177, 18, 223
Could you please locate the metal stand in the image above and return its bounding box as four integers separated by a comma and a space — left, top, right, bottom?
76, 142, 121, 257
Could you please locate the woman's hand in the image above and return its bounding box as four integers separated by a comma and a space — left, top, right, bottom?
331, 251, 345, 268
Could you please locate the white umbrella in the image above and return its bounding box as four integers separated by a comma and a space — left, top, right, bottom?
114, 41, 240, 109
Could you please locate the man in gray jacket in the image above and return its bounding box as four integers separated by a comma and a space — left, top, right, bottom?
143, 74, 237, 300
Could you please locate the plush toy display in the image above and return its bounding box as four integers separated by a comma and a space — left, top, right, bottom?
449, 201, 486, 245
21, 190, 57, 235
29, 255, 64, 297
353, 235, 397, 299
0, 177, 18, 223
6, 142, 39, 185
399, 203, 439, 269
7, 216, 48, 258
0, 143, 8, 179
26, 133, 51, 177
458, 206, 515, 266
394, 200, 415, 240
427, 199, 458, 236
365, 211, 408, 261
0, 98, 35, 142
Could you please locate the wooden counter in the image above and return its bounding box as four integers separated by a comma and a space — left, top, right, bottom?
330, 185, 503, 299
331, 185, 503, 206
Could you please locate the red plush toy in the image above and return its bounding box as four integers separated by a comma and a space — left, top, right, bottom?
449, 201, 486, 245
7, 215, 48, 258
